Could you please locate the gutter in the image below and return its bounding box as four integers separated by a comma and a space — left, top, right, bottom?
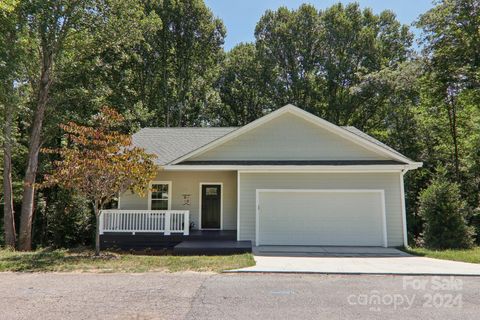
405, 162, 423, 171
163, 164, 417, 172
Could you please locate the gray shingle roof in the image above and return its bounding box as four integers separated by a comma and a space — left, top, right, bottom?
133, 127, 238, 165
133, 125, 411, 165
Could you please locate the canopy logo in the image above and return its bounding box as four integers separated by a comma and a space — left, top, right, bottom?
347, 276, 463, 312
347, 291, 415, 312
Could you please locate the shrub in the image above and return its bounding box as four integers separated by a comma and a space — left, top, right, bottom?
0, 213, 4, 247
418, 175, 475, 249
470, 208, 480, 244
33, 188, 94, 248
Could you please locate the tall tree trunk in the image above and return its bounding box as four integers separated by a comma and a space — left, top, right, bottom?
18, 52, 52, 251
3, 87, 16, 248
447, 95, 460, 181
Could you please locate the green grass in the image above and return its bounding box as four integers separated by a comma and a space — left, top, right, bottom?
0, 248, 255, 273
404, 246, 480, 264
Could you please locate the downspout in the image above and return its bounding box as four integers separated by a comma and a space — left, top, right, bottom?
236, 170, 241, 242
400, 168, 409, 248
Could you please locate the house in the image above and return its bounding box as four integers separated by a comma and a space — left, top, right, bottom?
100, 104, 422, 254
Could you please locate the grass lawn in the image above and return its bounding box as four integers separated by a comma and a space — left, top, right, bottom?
405, 247, 480, 264
0, 248, 255, 273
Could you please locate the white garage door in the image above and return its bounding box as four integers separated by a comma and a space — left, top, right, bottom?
256, 190, 386, 247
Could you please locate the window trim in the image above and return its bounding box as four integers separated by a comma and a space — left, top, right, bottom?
148, 181, 172, 210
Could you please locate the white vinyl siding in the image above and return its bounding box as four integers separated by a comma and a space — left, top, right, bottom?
257, 190, 386, 246
119, 191, 147, 210
120, 171, 237, 230
239, 172, 403, 247
191, 113, 388, 161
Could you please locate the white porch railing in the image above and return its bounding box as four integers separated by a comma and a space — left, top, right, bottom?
99, 210, 189, 235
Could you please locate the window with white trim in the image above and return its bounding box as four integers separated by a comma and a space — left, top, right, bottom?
150, 183, 170, 210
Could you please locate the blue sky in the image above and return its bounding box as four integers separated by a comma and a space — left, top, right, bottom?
204, 0, 435, 51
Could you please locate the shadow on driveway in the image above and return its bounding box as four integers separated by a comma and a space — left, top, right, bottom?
252, 246, 410, 257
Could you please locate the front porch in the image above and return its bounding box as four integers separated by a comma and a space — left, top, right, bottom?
99, 210, 251, 254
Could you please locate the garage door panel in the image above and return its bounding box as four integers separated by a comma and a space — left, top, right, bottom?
257, 190, 385, 246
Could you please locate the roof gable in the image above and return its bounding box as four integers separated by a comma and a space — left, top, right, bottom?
188, 112, 390, 161
133, 127, 237, 165
171, 104, 416, 165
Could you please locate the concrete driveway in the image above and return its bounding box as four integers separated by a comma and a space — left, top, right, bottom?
232, 246, 480, 276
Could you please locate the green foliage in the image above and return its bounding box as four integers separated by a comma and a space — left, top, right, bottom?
416, 0, 480, 87
43, 0, 157, 130
98, 0, 226, 127
215, 43, 270, 125
34, 189, 93, 249
0, 248, 255, 273
43, 107, 158, 204
2, 0, 480, 250
43, 106, 158, 254
254, 3, 413, 125
0, 0, 18, 12
470, 209, 480, 244
405, 246, 480, 264
0, 217, 3, 246
418, 171, 475, 249
412, 1, 480, 240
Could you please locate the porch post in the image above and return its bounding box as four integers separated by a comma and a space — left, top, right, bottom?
99, 210, 104, 235
165, 212, 171, 235
184, 211, 190, 236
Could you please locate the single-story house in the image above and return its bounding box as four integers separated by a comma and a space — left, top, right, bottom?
100, 104, 422, 253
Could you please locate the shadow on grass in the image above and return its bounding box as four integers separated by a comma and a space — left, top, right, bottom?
0, 248, 116, 272
400, 247, 427, 257
0, 247, 255, 272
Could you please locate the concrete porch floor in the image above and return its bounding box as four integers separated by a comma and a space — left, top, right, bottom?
230, 246, 480, 276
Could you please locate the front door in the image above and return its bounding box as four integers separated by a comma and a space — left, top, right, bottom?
201, 184, 221, 229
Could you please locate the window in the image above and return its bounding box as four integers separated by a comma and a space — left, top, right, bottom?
205, 187, 218, 196
149, 182, 171, 210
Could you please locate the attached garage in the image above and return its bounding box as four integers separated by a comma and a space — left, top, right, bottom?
256, 189, 387, 247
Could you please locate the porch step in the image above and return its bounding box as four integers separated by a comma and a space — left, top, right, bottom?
173, 240, 252, 255
185, 230, 237, 241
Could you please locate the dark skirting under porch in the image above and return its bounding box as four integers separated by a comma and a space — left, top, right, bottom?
100, 230, 252, 255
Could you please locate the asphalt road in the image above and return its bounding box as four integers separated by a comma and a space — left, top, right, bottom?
0, 272, 479, 320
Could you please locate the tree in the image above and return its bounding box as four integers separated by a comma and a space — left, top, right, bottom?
416, 0, 480, 182
16, 0, 96, 251
215, 43, 269, 126
414, 0, 480, 226
0, 0, 22, 248
43, 107, 158, 255
16, 0, 152, 251
254, 4, 322, 114
102, 0, 225, 128
146, 0, 225, 127
254, 3, 413, 124
418, 170, 475, 249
